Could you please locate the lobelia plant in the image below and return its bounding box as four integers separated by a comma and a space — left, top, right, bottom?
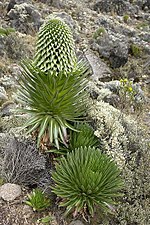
19, 61, 89, 149
51, 146, 123, 216
69, 123, 100, 150
25, 188, 51, 211
19, 17, 90, 149
34, 17, 77, 75
49, 123, 101, 154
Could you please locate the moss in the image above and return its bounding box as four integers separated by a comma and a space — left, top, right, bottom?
0, 177, 5, 186
130, 44, 142, 57
123, 14, 129, 23
93, 27, 106, 39
136, 22, 149, 30
0, 27, 16, 36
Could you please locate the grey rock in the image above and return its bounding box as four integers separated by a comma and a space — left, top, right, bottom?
7, 0, 32, 12
0, 101, 16, 117
134, 0, 150, 10
104, 80, 120, 92
0, 183, 21, 201
104, 93, 120, 107
109, 42, 128, 68
7, 2, 42, 34
85, 50, 112, 81
48, 0, 63, 8
69, 220, 85, 225
92, 35, 129, 68
0, 86, 7, 101
35, 0, 63, 7
95, 13, 150, 53
93, 0, 139, 16
133, 83, 146, 103
0, 34, 28, 60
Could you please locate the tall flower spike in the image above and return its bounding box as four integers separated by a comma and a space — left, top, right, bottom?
34, 17, 77, 75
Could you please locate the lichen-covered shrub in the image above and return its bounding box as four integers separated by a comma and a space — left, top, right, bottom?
88, 99, 128, 168
87, 97, 150, 225
0, 135, 47, 186
117, 143, 150, 225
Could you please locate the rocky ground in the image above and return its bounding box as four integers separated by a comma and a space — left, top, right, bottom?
0, 0, 150, 225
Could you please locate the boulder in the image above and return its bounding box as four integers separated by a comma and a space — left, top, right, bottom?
0, 183, 21, 201
7, 2, 42, 34
93, 0, 139, 16
109, 42, 128, 68
85, 50, 112, 81
92, 35, 129, 68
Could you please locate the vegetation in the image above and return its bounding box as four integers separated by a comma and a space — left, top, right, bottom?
93, 27, 106, 39
25, 188, 51, 211
17, 16, 123, 219
0, 136, 46, 186
0, 27, 15, 36
69, 123, 100, 150
0, 0, 149, 223
19, 61, 88, 149
19, 17, 91, 149
130, 44, 141, 57
123, 14, 129, 23
34, 17, 77, 75
37, 216, 54, 224
119, 78, 135, 101
49, 123, 100, 154
52, 146, 123, 216
136, 22, 149, 30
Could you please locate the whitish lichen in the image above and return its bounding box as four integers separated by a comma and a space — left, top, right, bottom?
87, 97, 150, 225
88, 99, 128, 168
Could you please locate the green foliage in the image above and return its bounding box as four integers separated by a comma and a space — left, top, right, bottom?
19, 61, 88, 149
0, 27, 15, 36
37, 216, 53, 224
136, 22, 149, 30
120, 78, 134, 95
130, 44, 141, 57
52, 146, 123, 216
49, 123, 100, 154
119, 78, 136, 110
34, 17, 77, 75
123, 14, 129, 23
25, 188, 51, 211
0, 177, 5, 186
93, 27, 106, 39
69, 123, 100, 149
